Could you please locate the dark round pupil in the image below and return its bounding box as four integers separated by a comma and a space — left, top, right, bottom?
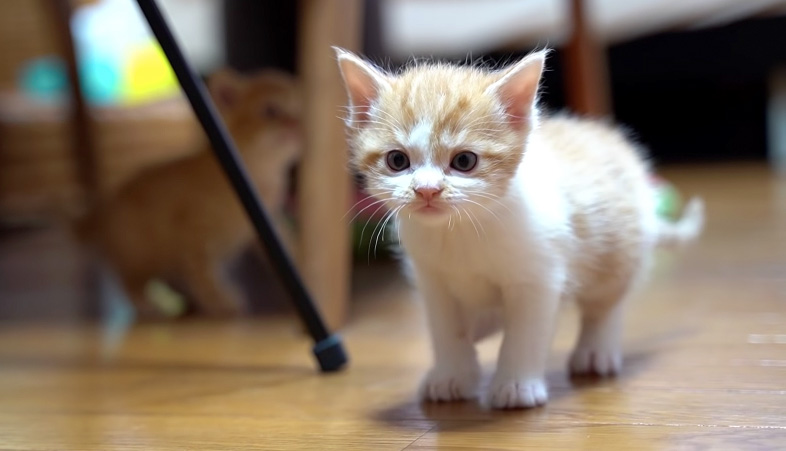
387, 151, 409, 171
457, 154, 470, 168
452, 152, 476, 171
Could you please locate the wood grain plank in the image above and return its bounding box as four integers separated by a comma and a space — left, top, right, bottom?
0, 164, 784, 449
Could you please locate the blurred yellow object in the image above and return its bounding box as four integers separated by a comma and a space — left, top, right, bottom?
121, 42, 179, 105
145, 278, 187, 318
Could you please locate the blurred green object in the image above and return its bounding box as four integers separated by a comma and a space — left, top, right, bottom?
652, 176, 682, 221
145, 279, 187, 318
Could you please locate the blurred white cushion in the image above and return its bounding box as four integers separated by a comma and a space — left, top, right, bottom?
381, 0, 786, 58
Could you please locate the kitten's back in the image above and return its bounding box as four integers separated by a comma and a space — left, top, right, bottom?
535, 115, 667, 298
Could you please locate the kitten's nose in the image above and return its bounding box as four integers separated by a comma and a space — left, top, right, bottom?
415, 187, 443, 202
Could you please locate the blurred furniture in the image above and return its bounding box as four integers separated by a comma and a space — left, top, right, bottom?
0, 0, 361, 331
0, 0, 201, 224
563, 0, 611, 117
379, 0, 786, 117
296, 0, 362, 329
380, 0, 786, 58
0, 93, 201, 223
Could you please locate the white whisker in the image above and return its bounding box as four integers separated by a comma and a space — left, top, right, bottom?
465, 207, 487, 238
463, 207, 481, 239
370, 205, 401, 261
342, 191, 395, 221
369, 206, 395, 259
371, 108, 405, 129
450, 205, 464, 231
375, 205, 402, 257
359, 202, 390, 250
463, 199, 502, 225
463, 191, 513, 213
395, 208, 403, 244
344, 197, 395, 230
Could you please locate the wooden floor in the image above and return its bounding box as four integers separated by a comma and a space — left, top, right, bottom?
1, 164, 785, 450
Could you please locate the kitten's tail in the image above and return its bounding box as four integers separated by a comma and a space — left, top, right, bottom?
656, 197, 705, 247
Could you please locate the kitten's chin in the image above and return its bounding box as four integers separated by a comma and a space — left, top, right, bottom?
409, 204, 451, 224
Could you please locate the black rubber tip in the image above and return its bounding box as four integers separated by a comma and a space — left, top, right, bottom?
313, 334, 348, 372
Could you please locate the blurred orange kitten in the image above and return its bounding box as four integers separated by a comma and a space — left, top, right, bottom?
76, 69, 301, 317
336, 48, 703, 409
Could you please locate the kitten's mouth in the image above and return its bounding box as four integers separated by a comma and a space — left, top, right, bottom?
413, 202, 447, 215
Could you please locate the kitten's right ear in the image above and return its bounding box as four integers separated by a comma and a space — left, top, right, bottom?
333, 47, 390, 128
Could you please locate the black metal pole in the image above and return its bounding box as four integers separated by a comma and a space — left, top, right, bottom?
134, 0, 347, 372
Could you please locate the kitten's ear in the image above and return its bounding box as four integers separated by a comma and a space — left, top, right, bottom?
208, 68, 245, 110
333, 47, 390, 128
487, 50, 548, 130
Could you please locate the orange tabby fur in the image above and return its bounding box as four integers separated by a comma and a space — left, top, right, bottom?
76, 69, 301, 317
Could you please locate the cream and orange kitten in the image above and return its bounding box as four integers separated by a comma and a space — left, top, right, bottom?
336, 48, 704, 409
75, 69, 301, 317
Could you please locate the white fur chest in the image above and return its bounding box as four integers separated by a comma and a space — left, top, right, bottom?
397, 208, 543, 306
402, 223, 501, 305
395, 160, 572, 307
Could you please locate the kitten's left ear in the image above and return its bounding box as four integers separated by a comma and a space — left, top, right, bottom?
333, 47, 391, 128
487, 50, 548, 130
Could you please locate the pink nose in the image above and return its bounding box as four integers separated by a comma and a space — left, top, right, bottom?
415, 187, 443, 202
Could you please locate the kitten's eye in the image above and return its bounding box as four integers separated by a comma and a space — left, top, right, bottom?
386, 150, 410, 172
450, 151, 478, 172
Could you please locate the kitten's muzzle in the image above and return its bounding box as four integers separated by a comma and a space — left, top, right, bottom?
412, 187, 447, 214
414, 187, 443, 203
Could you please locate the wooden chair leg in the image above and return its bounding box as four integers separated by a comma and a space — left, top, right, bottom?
47, 0, 100, 207
296, 0, 363, 330
563, 0, 612, 117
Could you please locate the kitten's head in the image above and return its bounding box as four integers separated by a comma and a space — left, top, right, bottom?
208, 68, 302, 170
336, 49, 546, 224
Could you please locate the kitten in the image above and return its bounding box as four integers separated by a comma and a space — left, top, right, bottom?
335, 48, 704, 409
75, 69, 302, 317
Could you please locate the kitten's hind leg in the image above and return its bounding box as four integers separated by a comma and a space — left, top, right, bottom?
571, 250, 652, 377
570, 267, 647, 377
569, 297, 626, 377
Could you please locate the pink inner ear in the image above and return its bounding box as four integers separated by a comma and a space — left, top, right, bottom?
340, 56, 386, 128
350, 84, 374, 124
499, 81, 538, 130
347, 78, 377, 125
494, 58, 543, 130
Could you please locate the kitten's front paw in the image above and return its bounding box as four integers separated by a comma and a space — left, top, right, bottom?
419, 366, 481, 402
488, 377, 548, 409
569, 345, 621, 377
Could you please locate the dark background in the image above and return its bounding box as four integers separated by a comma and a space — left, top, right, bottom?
223, 0, 786, 166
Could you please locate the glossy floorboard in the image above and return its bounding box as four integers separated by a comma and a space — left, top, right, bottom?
1, 164, 785, 450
